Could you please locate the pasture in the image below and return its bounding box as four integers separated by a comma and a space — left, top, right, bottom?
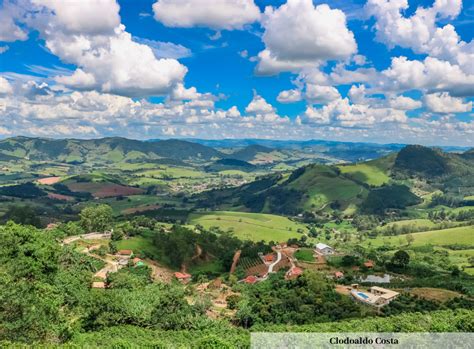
365, 225, 474, 248
339, 163, 390, 186
188, 211, 308, 242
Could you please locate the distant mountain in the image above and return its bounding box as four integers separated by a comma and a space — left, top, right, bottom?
0, 137, 223, 163
205, 158, 256, 172
228, 145, 274, 162
393, 145, 450, 177
195, 144, 474, 215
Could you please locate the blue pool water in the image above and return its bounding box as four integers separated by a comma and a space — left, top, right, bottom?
357, 292, 369, 299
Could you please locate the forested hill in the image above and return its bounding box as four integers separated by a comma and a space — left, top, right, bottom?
0, 136, 223, 163
195, 145, 474, 216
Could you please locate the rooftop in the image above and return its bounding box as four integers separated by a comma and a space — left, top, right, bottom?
315, 243, 331, 250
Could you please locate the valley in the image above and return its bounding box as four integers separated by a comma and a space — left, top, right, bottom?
1, 136, 473, 346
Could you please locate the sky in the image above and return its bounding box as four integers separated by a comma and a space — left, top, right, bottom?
0, 0, 473, 146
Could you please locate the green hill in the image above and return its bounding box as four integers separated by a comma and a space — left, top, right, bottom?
228, 144, 274, 162
0, 137, 223, 163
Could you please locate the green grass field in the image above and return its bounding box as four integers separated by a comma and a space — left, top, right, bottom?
339, 163, 390, 186
384, 219, 437, 230
365, 225, 474, 248
294, 248, 315, 262
188, 211, 308, 242
116, 235, 160, 258
446, 249, 474, 275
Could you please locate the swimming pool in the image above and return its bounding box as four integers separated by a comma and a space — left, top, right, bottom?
357, 292, 369, 299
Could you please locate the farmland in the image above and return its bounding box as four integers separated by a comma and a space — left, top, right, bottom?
365, 225, 474, 248
188, 211, 308, 242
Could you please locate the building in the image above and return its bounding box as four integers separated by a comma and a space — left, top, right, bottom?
351, 286, 399, 307
363, 260, 374, 268
334, 271, 344, 279
315, 243, 334, 255
242, 275, 258, 284
263, 253, 274, 263
117, 249, 133, 257
286, 266, 303, 280
174, 272, 191, 283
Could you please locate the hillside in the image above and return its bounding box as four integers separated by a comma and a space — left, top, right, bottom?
228, 145, 274, 162
0, 136, 223, 163
195, 145, 474, 216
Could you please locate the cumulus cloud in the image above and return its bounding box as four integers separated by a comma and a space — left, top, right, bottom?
277, 89, 302, 103
26, 1, 188, 97
424, 92, 472, 113
382, 56, 474, 97
305, 84, 341, 104
32, 0, 121, 35
0, 2, 28, 42
365, 0, 473, 74
256, 0, 357, 75
389, 95, 422, 110
0, 77, 13, 95
152, 0, 260, 30
300, 97, 408, 128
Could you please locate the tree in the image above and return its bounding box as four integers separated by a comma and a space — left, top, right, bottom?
79, 205, 113, 232
391, 250, 410, 269
406, 233, 415, 246
3, 205, 41, 228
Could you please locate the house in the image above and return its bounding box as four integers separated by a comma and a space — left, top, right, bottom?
363, 260, 374, 268
263, 253, 274, 263
46, 223, 58, 230
350, 286, 399, 307
315, 243, 334, 255
132, 257, 145, 267
174, 272, 192, 283
242, 275, 258, 284
286, 266, 303, 280
334, 271, 344, 279
370, 286, 399, 304
91, 281, 106, 289
117, 250, 133, 257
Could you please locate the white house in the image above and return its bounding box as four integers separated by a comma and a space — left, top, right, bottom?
315, 243, 334, 255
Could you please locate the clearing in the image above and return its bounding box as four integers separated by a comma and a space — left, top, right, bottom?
188, 211, 308, 242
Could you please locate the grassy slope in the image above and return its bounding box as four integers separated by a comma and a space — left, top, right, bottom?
188, 211, 308, 242
365, 225, 474, 248
338, 154, 394, 187
287, 165, 366, 210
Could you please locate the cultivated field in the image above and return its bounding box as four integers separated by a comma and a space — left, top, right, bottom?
188, 211, 308, 242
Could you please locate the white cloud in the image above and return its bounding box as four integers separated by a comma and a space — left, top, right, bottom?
382, 56, 474, 97
256, 0, 356, 75
245, 94, 275, 115
0, 2, 28, 42
0, 77, 13, 95
365, 0, 473, 74
424, 92, 472, 113
277, 89, 302, 103
32, 0, 121, 35
389, 95, 422, 110
300, 97, 408, 128
0, 46, 10, 54
152, 0, 260, 30
133, 37, 191, 59
305, 84, 341, 104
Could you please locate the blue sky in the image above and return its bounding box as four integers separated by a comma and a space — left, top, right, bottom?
0, 0, 473, 145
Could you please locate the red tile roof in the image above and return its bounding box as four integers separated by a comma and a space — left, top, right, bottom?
117, 249, 133, 256
264, 254, 274, 262
174, 272, 191, 279
290, 267, 303, 276
364, 260, 374, 268
243, 275, 258, 284
335, 271, 344, 278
